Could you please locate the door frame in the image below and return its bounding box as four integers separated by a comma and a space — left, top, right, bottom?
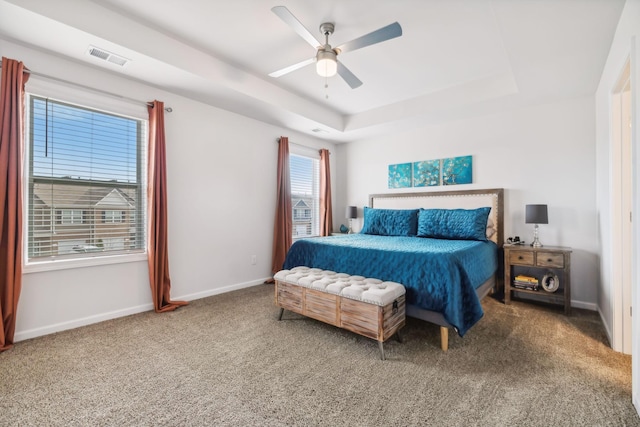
611, 58, 632, 354
630, 36, 639, 417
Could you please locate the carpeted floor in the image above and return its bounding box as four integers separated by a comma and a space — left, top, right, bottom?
1, 284, 638, 426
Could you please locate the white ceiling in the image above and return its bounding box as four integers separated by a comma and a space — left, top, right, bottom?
0, 0, 626, 143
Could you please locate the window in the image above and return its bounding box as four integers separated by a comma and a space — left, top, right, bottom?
103, 210, 124, 223
58, 209, 84, 225
26, 95, 147, 261
295, 209, 311, 219
290, 153, 319, 238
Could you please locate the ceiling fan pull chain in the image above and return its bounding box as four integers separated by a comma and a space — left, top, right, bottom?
325, 76, 329, 99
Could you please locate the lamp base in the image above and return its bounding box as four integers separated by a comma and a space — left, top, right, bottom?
530, 224, 542, 247
348, 218, 353, 234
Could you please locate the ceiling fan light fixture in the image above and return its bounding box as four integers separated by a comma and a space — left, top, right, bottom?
270, 8, 401, 89
316, 49, 337, 77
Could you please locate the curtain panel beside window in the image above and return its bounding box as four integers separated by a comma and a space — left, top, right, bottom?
0, 57, 30, 352
147, 100, 187, 312
319, 148, 332, 236
271, 136, 292, 275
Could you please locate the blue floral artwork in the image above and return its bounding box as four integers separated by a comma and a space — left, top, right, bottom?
442, 155, 472, 185
413, 160, 441, 187
388, 163, 412, 188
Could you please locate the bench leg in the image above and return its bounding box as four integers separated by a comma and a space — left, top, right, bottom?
395, 330, 403, 343
440, 326, 449, 352
378, 341, 385, 361
277, 307, 284, 321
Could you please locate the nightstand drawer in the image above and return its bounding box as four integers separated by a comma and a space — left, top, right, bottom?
509, 250, 534, 266
536, 252, 565, 268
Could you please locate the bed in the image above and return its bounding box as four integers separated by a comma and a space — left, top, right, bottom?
281, 188, 504, 350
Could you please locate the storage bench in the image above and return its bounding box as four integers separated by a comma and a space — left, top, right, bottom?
274, 267, 406, 360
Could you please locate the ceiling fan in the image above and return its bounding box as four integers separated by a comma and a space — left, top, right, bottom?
269, 6, 402, 89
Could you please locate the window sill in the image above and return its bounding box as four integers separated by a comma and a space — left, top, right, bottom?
24, 252, 148, 274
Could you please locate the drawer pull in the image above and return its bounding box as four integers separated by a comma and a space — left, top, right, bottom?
547, 258, 553, 262
518, 256, 523, 260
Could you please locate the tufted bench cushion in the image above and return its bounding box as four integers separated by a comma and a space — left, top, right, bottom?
274, 267, 406, 360
274, 267, 406, 306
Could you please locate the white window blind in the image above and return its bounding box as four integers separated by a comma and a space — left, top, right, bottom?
290, 153, 320, 239
26, 95, 147, 261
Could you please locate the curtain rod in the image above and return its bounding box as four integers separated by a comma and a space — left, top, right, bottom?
0, 63, 172, 112
277, 138, 331, 154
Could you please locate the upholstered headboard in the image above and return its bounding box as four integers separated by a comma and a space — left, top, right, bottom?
369, 188, 504, 246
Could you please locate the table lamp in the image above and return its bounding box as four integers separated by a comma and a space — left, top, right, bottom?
525, 204, 548, 248
346, 206, 357, 234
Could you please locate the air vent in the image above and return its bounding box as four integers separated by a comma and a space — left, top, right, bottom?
86, 46, 130, 67
88, 47, 109, 60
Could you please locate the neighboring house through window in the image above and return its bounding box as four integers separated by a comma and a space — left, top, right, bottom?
290, 152, 319, 239
293, 200, 311, 220
25, 95, 147, 261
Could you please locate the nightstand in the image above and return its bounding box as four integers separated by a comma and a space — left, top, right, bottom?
504, 245, 572, 315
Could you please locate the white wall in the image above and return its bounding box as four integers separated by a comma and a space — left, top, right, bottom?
337, 96, 598, 308
595, 0, 640, 408
1, 40, 336, 341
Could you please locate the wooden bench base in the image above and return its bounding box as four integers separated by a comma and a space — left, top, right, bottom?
275, 280, 406, 360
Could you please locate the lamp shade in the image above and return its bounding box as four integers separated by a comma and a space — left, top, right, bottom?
346, 206, 358, 219
525, 204, 548, 224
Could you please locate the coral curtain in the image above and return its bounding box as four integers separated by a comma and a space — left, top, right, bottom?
271, 137, 292, 275
319, 148, 333, 236
147, 100, 187, 312
0, 57, 29, 351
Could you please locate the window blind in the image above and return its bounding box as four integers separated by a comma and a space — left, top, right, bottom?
290, 153, 320, 238
26, 95, 147, 261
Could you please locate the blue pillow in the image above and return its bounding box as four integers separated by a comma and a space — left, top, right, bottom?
417, 207, 491, 241
360, 207, 419, 236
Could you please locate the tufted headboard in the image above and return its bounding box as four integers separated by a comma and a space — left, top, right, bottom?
369, 188, 504, 246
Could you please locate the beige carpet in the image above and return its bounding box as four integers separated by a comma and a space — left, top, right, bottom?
0, 284, 637, 426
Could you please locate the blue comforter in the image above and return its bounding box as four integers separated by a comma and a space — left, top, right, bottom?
282, 234, 498, 336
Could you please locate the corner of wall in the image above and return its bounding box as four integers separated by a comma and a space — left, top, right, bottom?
597, 304, 614, 348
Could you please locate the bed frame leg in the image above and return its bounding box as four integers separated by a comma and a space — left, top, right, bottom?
440, 326, 448, 352
277, 307, 284, 321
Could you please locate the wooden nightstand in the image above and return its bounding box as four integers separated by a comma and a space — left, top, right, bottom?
504, 245, 572, 314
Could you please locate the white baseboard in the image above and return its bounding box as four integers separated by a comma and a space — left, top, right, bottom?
14, 302, 155, 343
513, 293, 597, 311
174, 277, 271, 302
597, 304, 614, 349
571, 299, 597, 311
14, 277, 271, 343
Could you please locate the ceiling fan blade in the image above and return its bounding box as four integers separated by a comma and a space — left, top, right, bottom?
335, 22, 402, 54
272, 6, 321, 49
337, 62, 363, 89
269, 57, 316, 78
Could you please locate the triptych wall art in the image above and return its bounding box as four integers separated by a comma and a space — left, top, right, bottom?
388, 155, 472, 189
